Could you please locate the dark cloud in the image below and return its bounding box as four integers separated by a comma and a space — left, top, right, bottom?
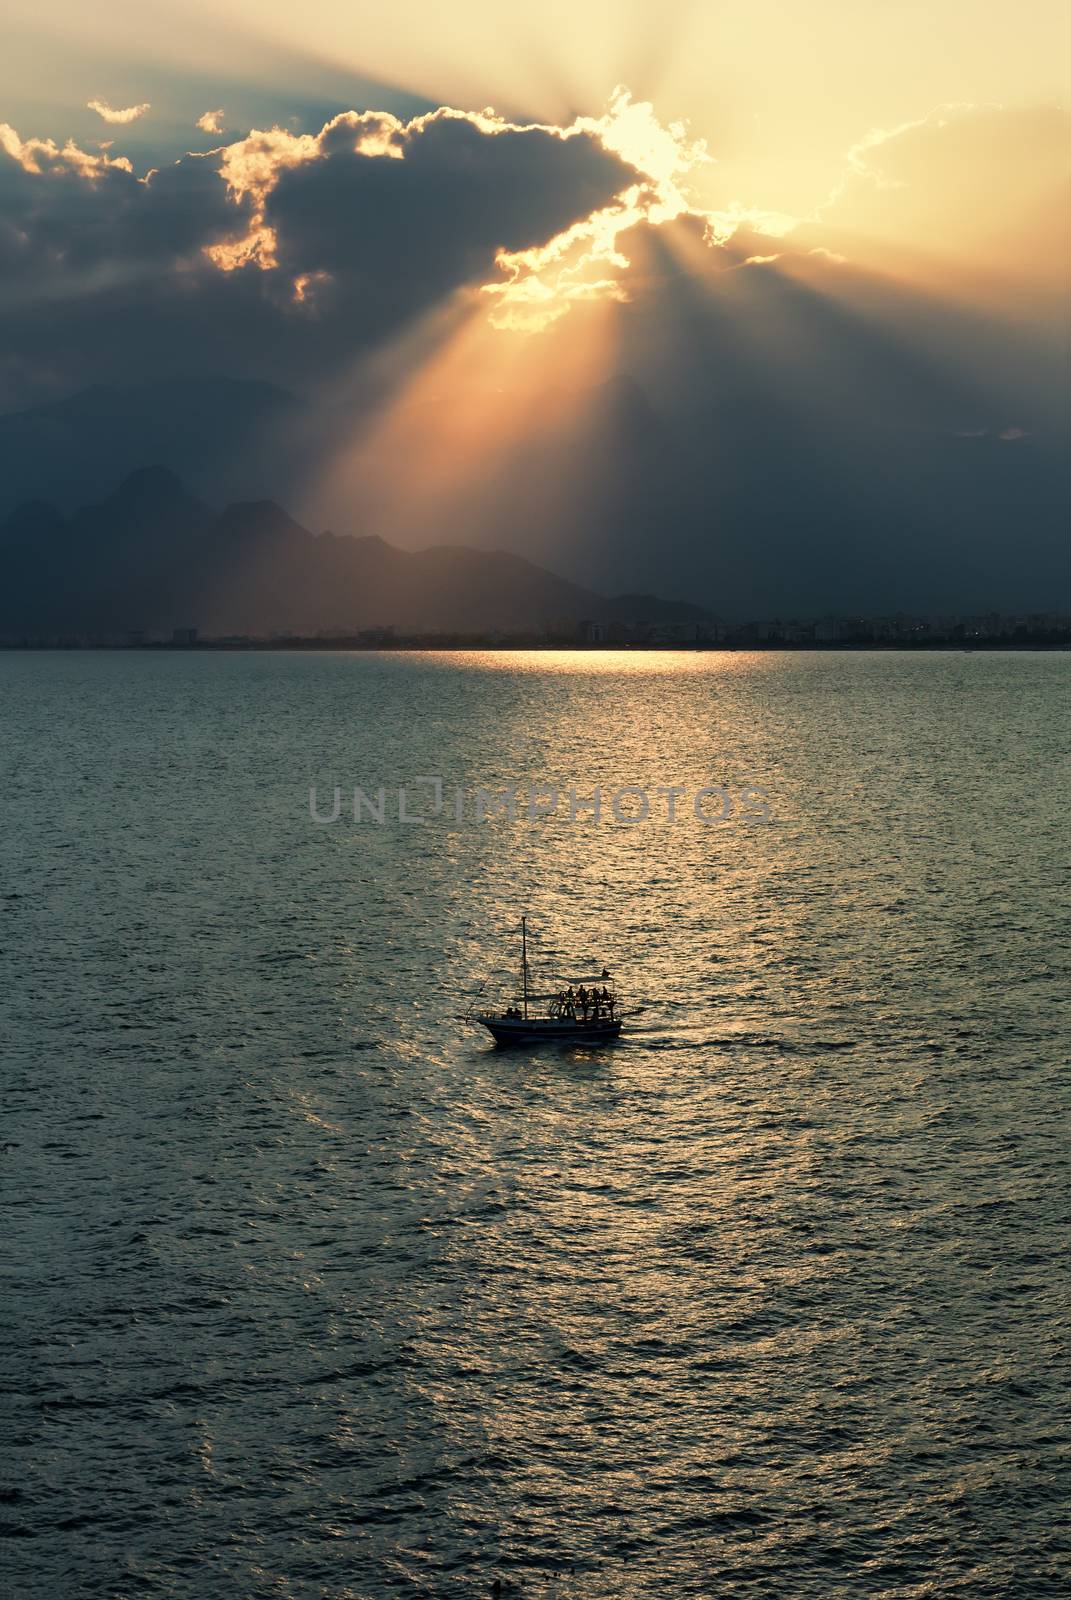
267, 110, 639, 300
0, 108, 639, 407
0, 149, 234, 290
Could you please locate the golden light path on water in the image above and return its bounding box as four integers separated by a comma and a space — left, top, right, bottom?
419, 648, 777, 674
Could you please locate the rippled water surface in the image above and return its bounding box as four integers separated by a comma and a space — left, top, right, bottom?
2, 649, 1069, 1598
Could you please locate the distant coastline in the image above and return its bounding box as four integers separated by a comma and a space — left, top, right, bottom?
3, 635, 1069, 653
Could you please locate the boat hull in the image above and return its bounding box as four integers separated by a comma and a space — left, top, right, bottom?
479, 1016, 622, 1046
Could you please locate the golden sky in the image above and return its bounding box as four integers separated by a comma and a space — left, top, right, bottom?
4, 0, 1068, 216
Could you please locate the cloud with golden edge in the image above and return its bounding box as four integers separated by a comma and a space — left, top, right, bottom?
205, 120, 354, 271
483, 89, 717, 330
197, 110, 226, 134
0, 122, 133, 178
202, 91, 747, 332
87, 99, 151, 125
205, 103, 614, 278
480, 94, 809, 331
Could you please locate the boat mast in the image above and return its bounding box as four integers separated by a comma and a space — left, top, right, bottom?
521, 915, 529, 1020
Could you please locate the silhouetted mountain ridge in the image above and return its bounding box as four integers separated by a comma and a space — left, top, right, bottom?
0, 469, 712, 636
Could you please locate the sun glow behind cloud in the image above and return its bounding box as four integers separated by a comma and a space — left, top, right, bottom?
484, 89, 715, 331
199, 89, 729, 331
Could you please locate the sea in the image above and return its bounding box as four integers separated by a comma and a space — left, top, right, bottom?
1, 648, 1068, 1599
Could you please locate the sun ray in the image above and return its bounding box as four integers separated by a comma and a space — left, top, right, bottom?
302, 288, 621, 543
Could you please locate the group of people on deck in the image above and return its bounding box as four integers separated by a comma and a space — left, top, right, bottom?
554, 980, 614, 1023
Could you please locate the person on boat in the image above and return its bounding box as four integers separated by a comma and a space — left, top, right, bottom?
577, 985, 588, 1019
601, 986, 614, 1019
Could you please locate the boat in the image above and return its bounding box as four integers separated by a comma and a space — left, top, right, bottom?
463, 917, 640, 1046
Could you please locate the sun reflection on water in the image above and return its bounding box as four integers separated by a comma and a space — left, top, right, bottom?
393, 648, 788, 675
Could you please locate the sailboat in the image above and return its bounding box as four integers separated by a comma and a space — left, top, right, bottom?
464, 917, 638, 1046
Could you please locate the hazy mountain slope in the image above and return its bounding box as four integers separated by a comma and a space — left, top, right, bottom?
0, 470, 708, 635
0, 380, 299, 518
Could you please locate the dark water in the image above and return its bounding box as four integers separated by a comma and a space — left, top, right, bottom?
2, 649, 1068, 1599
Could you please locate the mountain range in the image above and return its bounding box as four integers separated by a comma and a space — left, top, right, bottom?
0, 466, 709, 637
2, 362, 1067, 620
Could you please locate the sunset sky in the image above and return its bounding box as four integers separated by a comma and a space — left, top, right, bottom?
1, 0, 1068, 612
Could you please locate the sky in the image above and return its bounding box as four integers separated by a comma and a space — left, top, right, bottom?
4, 0, 1068, 214
1, 0, 1068, 613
